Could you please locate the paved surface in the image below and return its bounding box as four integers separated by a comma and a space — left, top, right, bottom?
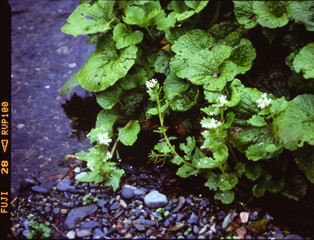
10, 0, 95, 195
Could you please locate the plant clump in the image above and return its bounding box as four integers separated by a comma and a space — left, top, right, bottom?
60, 0, 314, 204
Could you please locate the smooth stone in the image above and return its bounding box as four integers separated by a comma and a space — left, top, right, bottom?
110, 202, 120, 211
121, 188, 135, 199
44, 206, 51, 213
76, 230, 91, 237
57, 178, 71, 191
64, 204, 98, 230
144, 191, 168, 208
284, 234, 304, 240
164, 201, 174, 211
97, 199, 107, 208
60, 209, 68, 214
200, 200, 210, 207
19, 178, 37, 189
66, 230, 76, 239
163, 219, 171, 228
176, 213, 185, 222
53, 208, 60, 214
31, 186, 49, 194
80, 220, 101, 231
134, 189, 146, 196
94, 228, 105, 239
193, 225, 200, 234
172, 196, 185, 213
136, 219, 156, 227
22, 230, 30, 238
187, 214, 199, 225
133, 223, 146, 232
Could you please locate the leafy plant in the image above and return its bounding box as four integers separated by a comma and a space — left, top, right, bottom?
25, 215, 51, 239
82, 193, 99, 205
61, 0, 314, 204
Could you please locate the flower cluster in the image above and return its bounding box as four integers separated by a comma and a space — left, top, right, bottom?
97, 132, 112, 146
145, 78, 158, 89
201, 118, 222, 129
256, 93, 272, 109
215, 95, 228, 107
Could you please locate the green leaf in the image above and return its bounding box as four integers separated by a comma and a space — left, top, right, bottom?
252, 1, 289, 28
247, 115, 267, 127
168, 1, 209, 21
59, 71, 80, 96
275, 94, 314, 150
123, 1, 161, 28
252, 183, 266, 198
146, 107, 158, 115
61, 1, 115, 37
95, 109, 118, 129
154, 141, 173, 155
293, 42, 314, 79
270, 97, 288, 116
209, 21, 244, 46
121, 89, 148, 119
179, 136, 196, 157
113, 23, 143, 49
119, 67, 154, 90
233, 1, 257, 29
106, 168, 125, 191
287, 1, 314, 31
235, 162, 246, 177
214, 190, 235, 204
176, 164, 197, 178
246, 143, 270, 161
153, 11, 176, 32
96, 85, 121, 110
266, 177, 285, 193
164, 73, 190, 99
218, 174, 238, 191
281, 175, 307, 200
245, 164, 262, 181
294, 146, 314, 184
148, 50, 172, 75
169, 85, 199, 112
119, 121, 141, 146
77, 35, 137, 92
204, 171, 218, 191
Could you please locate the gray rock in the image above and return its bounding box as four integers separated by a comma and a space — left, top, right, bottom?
94, 228, 105, 239
19, 178, 37, 189
121, 188, 135, 199
176, 213, 185, 222
64, 204, 98, 230
66, 230, 76, 239
97, 199, 107, 208
133, 223, 146, 232
187, 214, 199, 225
76, 230, 92, 237
163, 219, 171, 228
284, 234, 304, 240
110, 202, 120, 211
134, 189, 146, 196
57, 178, 71, 191
164, 201, 174, 211
193, 225, 200, 234
44, 206, 51, 213
144, 190, 168, 208
31, 186, 49, 194
80, 220, 101, 231
22, 230, 30, 238
172, 196, 185, 213
53, 207, 60, 214
136, 219, 156, 227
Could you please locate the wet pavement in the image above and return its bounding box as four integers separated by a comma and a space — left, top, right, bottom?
10, 0, 96, 196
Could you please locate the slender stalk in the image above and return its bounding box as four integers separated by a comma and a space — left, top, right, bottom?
145, 27, 156, 41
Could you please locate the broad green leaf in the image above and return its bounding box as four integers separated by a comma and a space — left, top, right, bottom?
275, 94, 314, 150
95, 109, 118, 129
87, 127, 112, 145
244, 164, 262, 181
119, 67, 154, 90
59, 71, 79, 96
266, 177, 285, 193
235, 162, 245, 177
148, 50, 172, 74
229, 39, 256, 74
293, 42, 314, 79
168, 1, 209, 21
294, 147, 314, 184
247, 115, 267, 127
204, 172, 218, 191
77, 35, 137, 92
218, 174, 238, 191
169, 85, 199, 112
226, 79, 244, 107
281, 175, 307, 200
119, 121, 141, 146
252, 183, 266, 198
165, 23, 194, 43
209, 21, 244, 46
246, 143, 270, 161
61, 1, 115, 37
154, 141, 173, 154
176, 164, 198, 178
270, 97, 288, 116
164, 73, 190, 99
146, 107, 158, 115
123, 1, 161, 28
96, 85, 121, 110
153, 11, 176, 32
214, 190, 235, 204
252, 1, 289, 28
106, 168, 125, 191
113, 23, 143, 49
171, 155, 184, 165
287, 1, 314, 31
233, 1, 257, 29
121, 89, 148, 119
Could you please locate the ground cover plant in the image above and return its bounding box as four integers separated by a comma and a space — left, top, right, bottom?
60, 0, 314, 204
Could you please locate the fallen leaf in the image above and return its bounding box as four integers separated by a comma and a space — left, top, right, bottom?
222, 209, 237, 229
115, 221, 126, 235
236, 226, 247, 239
167, 223, 186, 231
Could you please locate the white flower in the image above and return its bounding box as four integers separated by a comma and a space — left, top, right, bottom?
201, 118, 222, 129
145, 78, 158, 89
216, 95, 228, 107
256, 93, 272, 109
97, 132, 112, 146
